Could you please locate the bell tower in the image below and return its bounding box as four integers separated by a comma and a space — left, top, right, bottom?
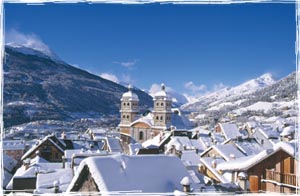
153, 83, 172, 130
120, 85, 139, 126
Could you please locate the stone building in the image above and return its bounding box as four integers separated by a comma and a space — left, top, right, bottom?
119, 84, 192, 147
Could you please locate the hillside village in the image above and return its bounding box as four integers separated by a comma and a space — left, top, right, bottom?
2, 80, 298, 195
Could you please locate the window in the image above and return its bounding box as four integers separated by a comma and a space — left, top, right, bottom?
156, 116, 159, 120
160, 116, 163, 121
161, 103, 164, 106
127, 103, 130, 106
123, 103, 126, 106
127, 115, 129, 119
156, 102, 159, 106
123, 115, 125, 119
139, 131, 144, 140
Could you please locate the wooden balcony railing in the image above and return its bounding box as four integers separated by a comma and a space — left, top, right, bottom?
265, 169, 297, 186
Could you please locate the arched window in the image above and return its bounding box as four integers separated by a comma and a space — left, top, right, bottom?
123, 103, 126, 106
160, 116, 163, 121
156, 116, 159, 120
123, 115, 125, 119
161, 102, 164, 106
139, 131, 144, 140
127, 103, 130, 106
127, 115, 129, 119
156, 102, 159, 106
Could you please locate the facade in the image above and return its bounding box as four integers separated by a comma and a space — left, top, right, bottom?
119, 84, 180, 146
216, 142, 297, 193
21, 135, 66, 162
3, 140, 27, 162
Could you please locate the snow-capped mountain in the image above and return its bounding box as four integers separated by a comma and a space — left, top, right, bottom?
181, 73, 284, 112
6, 42, 63, 63
4, 45, 153, 128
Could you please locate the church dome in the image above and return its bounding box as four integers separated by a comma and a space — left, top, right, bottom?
154, 83, 172, 101
122, 85, 139, 101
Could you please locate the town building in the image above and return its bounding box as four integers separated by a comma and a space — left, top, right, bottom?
66, 154, 194, 194
119, 84, 192, 148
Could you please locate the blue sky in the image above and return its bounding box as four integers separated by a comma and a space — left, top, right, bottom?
4, 3, 296, 96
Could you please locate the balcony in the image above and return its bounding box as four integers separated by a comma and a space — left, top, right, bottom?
265, 169, 297, 186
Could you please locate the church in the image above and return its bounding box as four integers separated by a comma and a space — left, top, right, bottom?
119, 84, 192, 146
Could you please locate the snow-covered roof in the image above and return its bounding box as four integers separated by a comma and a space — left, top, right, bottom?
121, 85, 139, 101
30, 155, 49, 166
36, 168, 73, 193
235, 139, 264, 156
198, 133, 212, 149
128, 143, 143, 155
201, 140, 245, 161
216, 142, 295, 171
171, 109, 193, 129
3, 154, 18, 172
6, 160, 62, 190
166, 136, 204, 153
181, 151, 201, 167
65, 149, 84, 159
106, 138, 123, 153
130, 112, 154, 127
142, 132, 171, 149
3, 140, 26, 150
67, 154, 192, 193
86, 127, 107, 134
211, 132, 225, 144
21, 135, 65, 160
246, 121, 258, 129
218, 123, 241, 140
199, 157, 228, 183
255, 127, 279, 139
280, 126, 294, 137
211, 143, 246, 161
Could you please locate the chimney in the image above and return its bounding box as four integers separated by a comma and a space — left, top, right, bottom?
195, 130, 199, 139
53, 181, 59, 193
212, 160, 217, 168
62, 156, 66, 168
61, 131, 66, 139
34, 167, 39, 176
23, 158, 30, 170
180, 176, 191, 193
171, 145, 176, 154
151, 132, 154, 139
198, 163, 204, 173
229, 154, 236, 160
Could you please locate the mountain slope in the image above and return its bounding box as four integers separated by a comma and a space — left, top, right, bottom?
4, 46, 153, 127
181, 73, 277, 112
